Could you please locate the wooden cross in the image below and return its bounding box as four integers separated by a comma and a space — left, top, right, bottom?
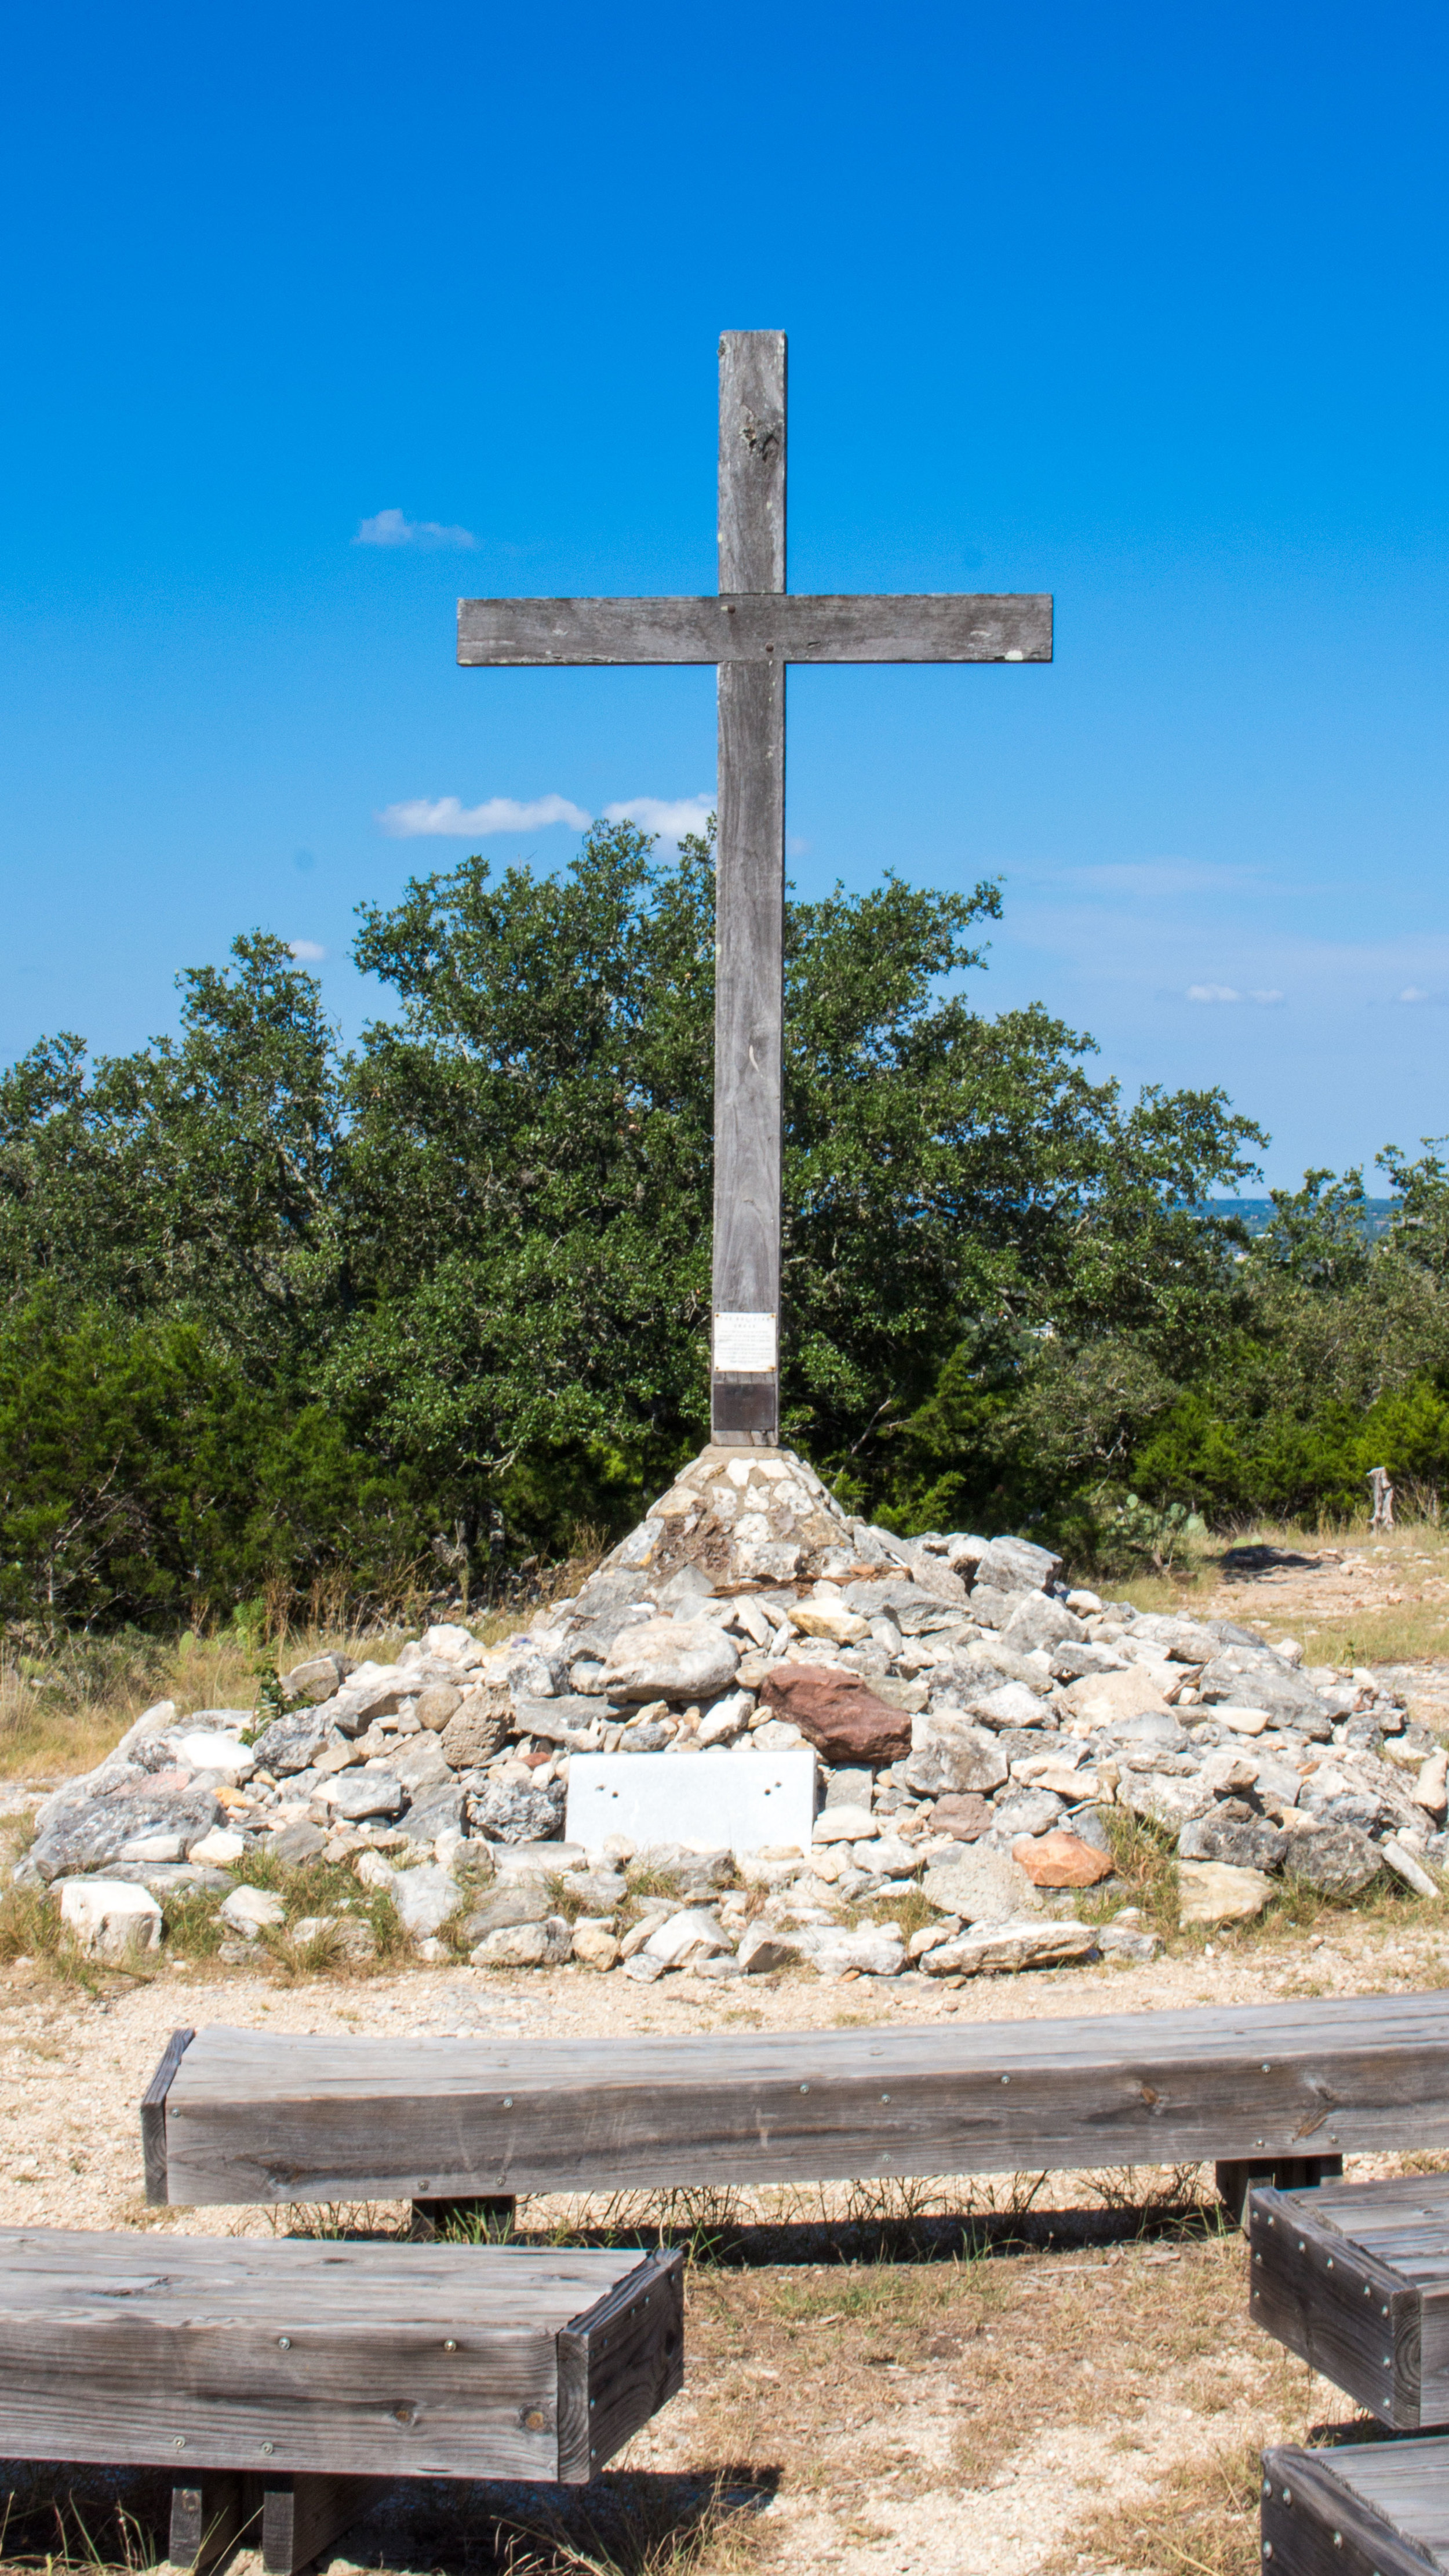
457, 330, 1052, 1446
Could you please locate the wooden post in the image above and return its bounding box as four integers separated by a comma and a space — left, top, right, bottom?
712, 329, 786, 1446
168, 2473, 246, 2573
258, 2475, 368, 2575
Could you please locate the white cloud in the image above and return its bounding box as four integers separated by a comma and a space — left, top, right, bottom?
354, 507, 476, 551
1187, 983, 1242, 1003
287, 939, 326, 962
603, 795, 713, 842
378, 794, 591, 839
1249, 989, 1285, 1006
1400, 986, 1430, 1003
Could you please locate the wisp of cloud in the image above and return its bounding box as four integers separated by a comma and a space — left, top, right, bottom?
355, 507, 476, 551
604, 794, 713, 841
378, 795, 591, 839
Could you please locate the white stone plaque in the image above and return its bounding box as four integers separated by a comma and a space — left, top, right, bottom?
565, 1747, 816, 1857
713, 1310, 777, 1373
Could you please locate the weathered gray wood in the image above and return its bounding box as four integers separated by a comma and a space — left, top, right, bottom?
259, 2473, 367, 2575
1216, 2153, 1342, 2226
1262, 2442, 1449, 2576
169, 2472, 245, 2573
712, 333, 787, 1446
1250, 2175, 1449, 2426
556, 2246, 685, 2484
456, 591, 1052, 665
718, 330, 785, 592
0, 2228, 672, 2483
140, 2024, 193, 2205
713, 654, 784, 1443
155, 1993, 1449, 2207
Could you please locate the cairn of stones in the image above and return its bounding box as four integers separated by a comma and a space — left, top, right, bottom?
23, 1445, 1442, 1978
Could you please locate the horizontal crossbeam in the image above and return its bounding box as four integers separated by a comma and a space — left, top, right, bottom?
457, 590, 1052, 668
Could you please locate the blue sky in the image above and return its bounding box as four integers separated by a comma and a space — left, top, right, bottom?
2, 0, 1446, 1188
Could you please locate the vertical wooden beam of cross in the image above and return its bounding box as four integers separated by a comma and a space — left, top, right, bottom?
457, 330, 1052, 1446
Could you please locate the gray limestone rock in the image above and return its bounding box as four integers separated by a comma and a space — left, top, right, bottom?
1002, 1595, 1086, 1656
268, 1818, 328, 1865
991, 1788, 1066, 1839
248, 1708, 334, 1776
904, 1714, 1009, 1798
511, 1697, 606, 1747
921, 1844, 1043, 1923
1197, 1652, 1330, 1731
598, 1616, 740, 1706
562, 1868, 629, 1911
389, 1863, 463, 1940
280, 1653, 352, 1702
439, 1694, 509, 1770
30, 1785, 222, 1884
972, 1534, 1062, 1595
1178, 1810, 1290, 1872
468, 1778, 565, 1844
462, 1882, 553, 1938
962, 1585, 1029, 1631
1287, 1818, 1384, 1898
393, 1780, 466, 1846
415, 1683, 463, 1731
1127, 1613, 1219, 1662
329, 1769, 406, 1822
843, 1578, 955, 1636
388, 1733, 452, 1795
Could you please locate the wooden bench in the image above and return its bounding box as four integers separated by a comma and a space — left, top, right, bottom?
1262, 2440, 1449, 2576
142, 1992, 1449, 2227
0, 2226, 682, 2572
1250, 2174, 1449, 2428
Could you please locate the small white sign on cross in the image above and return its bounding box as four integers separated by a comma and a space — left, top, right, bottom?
458, 333, 1053, 1446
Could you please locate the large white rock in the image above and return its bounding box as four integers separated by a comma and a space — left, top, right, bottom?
57, 1879, 162, 1960
1177, 1860, 1272, 1924
566, 1747, 815, 1857
643, 1907, 733, 1966
904, 1715, 1009, 1797
471, 1918, 571, 1968
171, 1729, 254, 1780
922, 1845, 1042, 1923
389, 1864, 462, 1939
598, 1616, 740, 1705
120, 1832, 185, 1862
922, 1919, 1096, 1977
187, 1827, 246, 1866
220, 1884, 286, 1937
811, 1804, 879, 1843
1061, 1668, 1171, 1727
796, 1923, 905, 1978
421, 1622, 483, 1668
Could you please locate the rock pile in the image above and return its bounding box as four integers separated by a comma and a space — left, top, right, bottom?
21, 1445, 1446, 1977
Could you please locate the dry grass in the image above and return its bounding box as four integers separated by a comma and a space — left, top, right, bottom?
1047, 2437, 1265, 2576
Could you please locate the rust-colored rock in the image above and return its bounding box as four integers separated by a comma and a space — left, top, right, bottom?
1011, 1829, 1113, 1888
930, 1792, 995, 1842
759, 1665, 912, 1764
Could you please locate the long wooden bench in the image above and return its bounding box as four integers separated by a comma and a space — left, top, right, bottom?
1250, 2173, 1449, 2429
0, 2227, 682, 2572
1262, 2441, 1449, 2576
142, 1992, 1449, 2225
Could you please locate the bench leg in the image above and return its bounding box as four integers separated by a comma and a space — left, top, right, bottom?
169, 2471, 246, 2572
411, 2192, 516, 2242
1215, 2153, 1344, 2227
259, 2473, 367, 2575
